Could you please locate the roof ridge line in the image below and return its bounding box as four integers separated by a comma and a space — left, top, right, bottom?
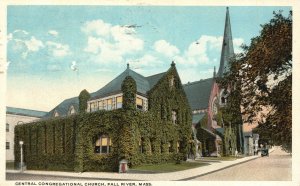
183, 78, 213, 86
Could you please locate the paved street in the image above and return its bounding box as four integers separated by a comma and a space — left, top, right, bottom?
190, 146, 292, 181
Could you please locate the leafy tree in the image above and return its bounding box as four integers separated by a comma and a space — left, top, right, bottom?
238, 11, 292, 152
79, 89, 90, 113
121, 76, 137, 110
217, 58, 244, 154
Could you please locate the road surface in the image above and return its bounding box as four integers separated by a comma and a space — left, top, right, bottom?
190, 146, 292, 181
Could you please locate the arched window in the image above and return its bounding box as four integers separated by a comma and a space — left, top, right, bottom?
221, 97, 226, 104
172, 110, 177, 124
94, 134, 112, 154
169, 76, 175, 87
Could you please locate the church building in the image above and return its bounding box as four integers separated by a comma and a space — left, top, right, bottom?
183, 7, 244, 157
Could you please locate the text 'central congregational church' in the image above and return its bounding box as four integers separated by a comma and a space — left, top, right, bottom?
14, 8, 244, 172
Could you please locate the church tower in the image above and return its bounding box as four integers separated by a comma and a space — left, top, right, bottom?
218, 7, 235, 77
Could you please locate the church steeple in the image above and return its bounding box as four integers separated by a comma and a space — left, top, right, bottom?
218, 7, 235, 77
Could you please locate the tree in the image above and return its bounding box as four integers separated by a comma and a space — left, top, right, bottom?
239, 11, 292, 152
79, 89, 90, 113
121, 76, 137, 110
217, 58, 244, 154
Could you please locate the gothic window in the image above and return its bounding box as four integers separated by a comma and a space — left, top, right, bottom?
136, 97, 143, 110
221, 97, 226, 104
172, 110, 177, 124
169, 76, 175, 87
107, 99, 113, 110
94, 135, 112, 154
116, 96, 123, 109
6, 123, 9, 132
212, 98, 218, 115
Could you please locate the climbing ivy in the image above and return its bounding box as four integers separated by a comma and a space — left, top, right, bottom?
14, 64, 192, 172
79, 89, 90, 113
121, 76, 137, 110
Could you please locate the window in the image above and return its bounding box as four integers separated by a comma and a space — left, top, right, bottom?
221, 97, 226, 104
169, 76, 175, 87
68, 106, 76, 115
172, 110, 177, 124
94, 135, 112, 154
6, 142, 10, 150
91, 102, 98, 112
54, 111, 59, 117
116, 96, 122, 109
136, 97, 143, 110
6, 123, 9, 132
107, 99, 112, 110
98, 100, 104, 110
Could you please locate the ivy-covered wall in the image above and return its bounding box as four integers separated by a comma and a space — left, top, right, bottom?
14, 64, 192, 172
147, 63, 192, 158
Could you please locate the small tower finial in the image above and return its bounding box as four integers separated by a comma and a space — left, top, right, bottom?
171, 61, 175, 67
127, 63, 130, 69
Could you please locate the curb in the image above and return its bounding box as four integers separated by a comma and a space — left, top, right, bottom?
6, 151, 274, 181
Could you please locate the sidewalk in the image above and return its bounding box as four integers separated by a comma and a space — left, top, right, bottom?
7, 150, 273, 181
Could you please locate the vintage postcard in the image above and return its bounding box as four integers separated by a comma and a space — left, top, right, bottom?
0, 1, 299, 186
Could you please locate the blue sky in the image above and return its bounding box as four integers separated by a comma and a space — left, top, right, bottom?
6, 6, 291, 111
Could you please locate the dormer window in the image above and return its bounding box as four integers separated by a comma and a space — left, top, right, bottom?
53, 110, 59, 117
68, 105, 76, 115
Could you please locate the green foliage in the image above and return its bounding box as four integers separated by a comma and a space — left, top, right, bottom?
238, 11, 292, 152
14, 116, 77, 171
79, 89, 90, 113
121, 76, 137, 110
14, 65, 192, 172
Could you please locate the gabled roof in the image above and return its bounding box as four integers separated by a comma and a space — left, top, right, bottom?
91, 67, 151, 101
6, 107, 47, 118
183, 78, 214, 111
45, 67, 168, 117
192, 113, 206, 124
146, 72, 166, 89
44, 97, 79, 118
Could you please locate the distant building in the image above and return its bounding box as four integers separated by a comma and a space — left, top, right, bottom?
6, 107, 46, 161
183, 7, 244, 156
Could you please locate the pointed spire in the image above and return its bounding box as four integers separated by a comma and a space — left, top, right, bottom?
218, 7, 235, 77
213, 66, 216, 78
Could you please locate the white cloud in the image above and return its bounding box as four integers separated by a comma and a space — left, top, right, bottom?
13, 29, 29, 35
233, 38, 244, 53
24, 36, 44, 52
153, 40, 180, 57
46, 41, 71, 57
48, 30, 59, 37
175, 35, 222, 66
174, 35, 244, 66
7, 33, 13, 41
81, 19, 144, 64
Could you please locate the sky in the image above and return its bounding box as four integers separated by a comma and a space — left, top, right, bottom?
6, 6, 292, 112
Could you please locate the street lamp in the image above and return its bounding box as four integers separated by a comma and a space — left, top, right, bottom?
19, 141, 23, 172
